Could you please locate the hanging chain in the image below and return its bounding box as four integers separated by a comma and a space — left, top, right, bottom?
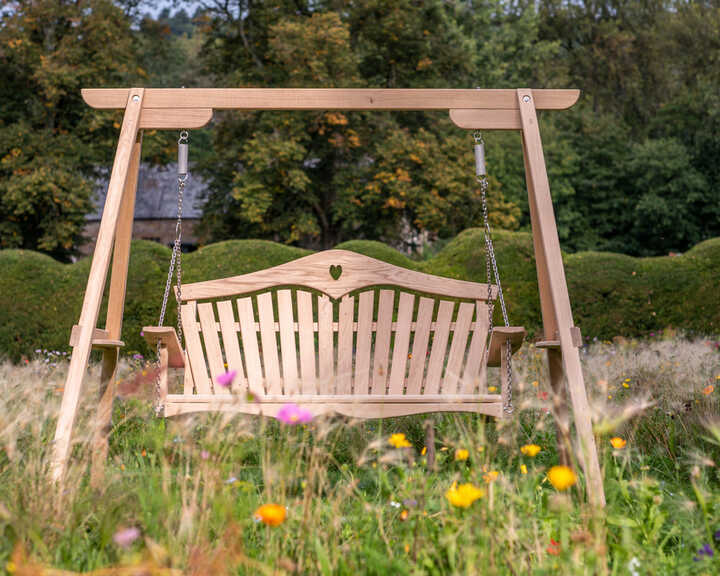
155, 130, 188, 414
474, 132, 514, 414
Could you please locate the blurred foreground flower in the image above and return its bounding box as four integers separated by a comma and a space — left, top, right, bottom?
254, 504, 287, 526
445, 482, 484, 508
276, 403, 313, 425
216, 370, 237, 388
547, 538, 561, 556
113, 526, 140, 548
521, 444, 541, 457
455, 448, 469, 461
694, 543, 714, 561
547, 466, 577, 491
610, 437, 627, 449
703, 385, 714, 395
388, 433, 412, 448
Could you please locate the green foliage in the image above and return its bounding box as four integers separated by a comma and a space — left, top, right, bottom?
1, 231, 719, 362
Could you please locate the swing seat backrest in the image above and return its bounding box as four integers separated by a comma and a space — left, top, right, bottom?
151, 250, 524, 419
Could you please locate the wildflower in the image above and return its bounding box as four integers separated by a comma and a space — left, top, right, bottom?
488, 386, 498, 393
694, 543, 714, 561
703, 385, 714, 396
225, 476, 238, 484
200, 450, 210, 460
132, 353, 143, 361
141, 449, 146, 457
421, 446, 427, 456
610, 437, 627, 449
445, 482, 485, 508
483, 470, 499, 483
531, 380, 538, 387
520, 444, 541, 458
254, 504, 287, 527
216, 370, 237, 388
6, 561, 16, 573
547, 538, 561, 556
399, 509, 409, 521
276, 403, 313, 425
622, 382, 629, 389
388, 433, 412, 448
714, 529, 720, 541
113, 527, 140, 548
455, 448, 469, 461
538, 391, 549, 401
390, 501, 401, 508
520, 464, 528, 475
403, 498, 418, 508
547, 466, 577, 491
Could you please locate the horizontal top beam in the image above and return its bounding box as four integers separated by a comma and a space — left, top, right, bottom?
82, 88, 580, 111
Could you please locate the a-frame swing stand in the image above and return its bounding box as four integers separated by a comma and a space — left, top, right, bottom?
51, 88, 605, 508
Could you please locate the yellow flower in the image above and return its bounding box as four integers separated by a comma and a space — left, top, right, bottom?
421, 446, 427, 456
520, 444, 541, 458
610, 437, 627, 449
547, 466, 577, 491
455, 448, 470, 461
531, 380, 539, 387
622, 382, 629, 388
445, 482, 485, 508
488, 386, 498, 393
388, 433, 412, 448
483, 470, 499, 483
520, 464, 528, 475
254, 503, 287, 527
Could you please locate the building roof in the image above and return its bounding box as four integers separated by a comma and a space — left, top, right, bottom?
88, 163, 206, 221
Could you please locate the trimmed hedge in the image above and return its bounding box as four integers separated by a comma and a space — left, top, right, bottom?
1, 229, 718, 361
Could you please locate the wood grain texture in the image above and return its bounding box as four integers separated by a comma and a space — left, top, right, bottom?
336, 295, 355, 395
353, 291, 374, 395
237, 297, 263, 394
387, 292, 414, 395
179, 250, 495, 302
449, 109, 521, 130
406, 297, 434, 395
182, 302, 211, 394
296, 290, 316, 393
424, 301, 455, 394
216, 300, 246, 392
139, 108, 212, 129
257, 293, 281, 394
197, 303, 229, 393
443, 301, 475, 394
460, 302, 489, 394
141, 326, 184, 368
372, 290, 395, 395
82, 88, 580, 111
277, 290, 299, 394
317, 295, 334, 390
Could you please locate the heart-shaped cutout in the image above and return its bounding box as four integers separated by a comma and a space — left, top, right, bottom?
329, 264, 342, 280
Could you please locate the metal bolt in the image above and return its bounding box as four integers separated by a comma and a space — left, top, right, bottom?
522, 95, 531, 103
132, 95, 140, 102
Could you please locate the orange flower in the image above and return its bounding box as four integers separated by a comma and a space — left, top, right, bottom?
703, 385, 714, 395
254, 504, 286, 527
610, 437, 627, 449
547, 466, 577, 491
483, 470, 499, 483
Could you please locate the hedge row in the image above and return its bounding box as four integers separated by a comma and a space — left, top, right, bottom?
1, 229, 718, 361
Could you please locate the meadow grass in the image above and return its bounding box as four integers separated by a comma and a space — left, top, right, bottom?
0, 336, 719, 574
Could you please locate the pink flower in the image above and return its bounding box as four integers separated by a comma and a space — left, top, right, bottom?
216, 370, 237, 388
113, 526, 140, 548
200, 450, 210, 460
276, 403, 313, 425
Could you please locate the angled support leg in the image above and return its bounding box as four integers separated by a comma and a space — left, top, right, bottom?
517, 88, 605, 508
90, 132, 143, 489
51, 88, 145, 484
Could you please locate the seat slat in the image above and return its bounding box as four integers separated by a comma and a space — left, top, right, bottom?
353, 291, 374, 395
406, 297, 434, 395
372, 290, 395, 394
257, 292, 281, 394
336, 295, 355, 394
277, 289, 299, 395
181, 302, 211, 394
317, 295, 334, 391
461, 302, 490, 393
217, 300, 245, 393
387, 292, 414, 395
296, 290, 316, 394
197, 302, 229, 394
443, 301, 475, 394
237, 297, 264, 394
424, 300, 455, 394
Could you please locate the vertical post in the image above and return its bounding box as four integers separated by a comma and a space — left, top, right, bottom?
521, 134, 571, 467
90, 132, 143, 489
517, 89, 605, 508
51, 88, 145, 484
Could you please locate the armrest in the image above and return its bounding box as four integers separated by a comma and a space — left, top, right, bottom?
487, 326, 525, 367
142, 326, 185, 368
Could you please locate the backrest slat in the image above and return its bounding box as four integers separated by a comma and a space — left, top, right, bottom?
237, 297, 263, 395
336, 295, 355, 394
405, 297, 434, 395
181, 301, 212, 394
372, 290, 395, 394
460, 301, 490, 394
387, 292, 415, 395
317, 295, 334, 391
296, 290, 316, 394
257, 292, 281, 394
217, 300, 246, 393
182, 351, 194, 394
197, 302, 230, 394
424, 300, 455, 394
277, 289, 299, 395
443, 301, 475, 394
353, 291, 374, 395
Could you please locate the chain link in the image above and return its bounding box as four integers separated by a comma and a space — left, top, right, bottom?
475, 133, 514, 414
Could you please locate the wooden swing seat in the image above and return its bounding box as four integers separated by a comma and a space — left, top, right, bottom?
143, 250, 524, 419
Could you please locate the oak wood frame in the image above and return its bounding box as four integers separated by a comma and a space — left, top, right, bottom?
51, 87, 604, 508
